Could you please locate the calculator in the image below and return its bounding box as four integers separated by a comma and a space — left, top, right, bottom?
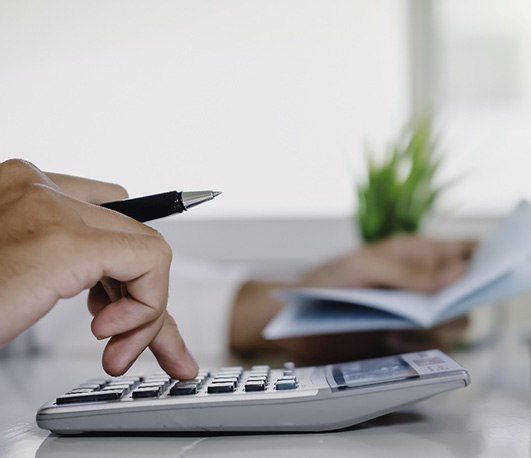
36, 349, 469, 434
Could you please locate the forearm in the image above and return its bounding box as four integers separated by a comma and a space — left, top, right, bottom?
228, 235, 474, 361
229, 280, 287, 355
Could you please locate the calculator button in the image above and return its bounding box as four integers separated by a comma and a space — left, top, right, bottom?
249, 373, 269, 382
76, 383, 105, 390
218, 366, 243, 372
132, 387, 162, 399
84, 378, 110, 386
101, 385, 131, 394
144, 376, 172, 383
275, 380, 298, 391
115, 376, 144, 383
67, 388, 95, 393
245, 381, 266, 392
283, 362, 295, 371
56, 390, 123, 405
107, 380, 135, 387
251, 365, 271, 372
211, 377, 238, 387
138, 382, 169, 392
191, 377, 206, 389
137, 382, 165, 388
100, 388, 129, 395
169, 382, 198, 396
214, 372, 242, 381
247, 376, 268, 385
207, 383, 235, 394
250, 369, 269, 376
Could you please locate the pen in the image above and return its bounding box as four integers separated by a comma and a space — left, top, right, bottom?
100, 190, 222, 223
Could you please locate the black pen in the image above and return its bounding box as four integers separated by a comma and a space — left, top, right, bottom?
100, 190, 222, 223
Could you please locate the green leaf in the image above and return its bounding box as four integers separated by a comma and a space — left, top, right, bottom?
356, 117, 449, 242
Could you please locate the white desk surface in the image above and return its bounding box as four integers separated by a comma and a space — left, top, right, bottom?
1, 300, 529, 458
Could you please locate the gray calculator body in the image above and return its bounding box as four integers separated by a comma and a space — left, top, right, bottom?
36, 350, 469, 434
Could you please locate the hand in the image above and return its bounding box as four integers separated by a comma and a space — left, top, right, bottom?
298, 234, 475, 291
0, 159, 198, 379
230, 234, 474, 362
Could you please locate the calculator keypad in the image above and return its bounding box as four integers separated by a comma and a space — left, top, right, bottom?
55, 364, 299, 405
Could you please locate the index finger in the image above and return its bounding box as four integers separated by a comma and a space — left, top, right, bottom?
149, 312, 199, 379
101, 311, 199, 379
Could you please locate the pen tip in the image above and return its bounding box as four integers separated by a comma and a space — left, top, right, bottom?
212, 191, 222, 197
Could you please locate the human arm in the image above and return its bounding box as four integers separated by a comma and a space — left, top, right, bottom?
0, 159, 198, 379
230, 235, 475, 363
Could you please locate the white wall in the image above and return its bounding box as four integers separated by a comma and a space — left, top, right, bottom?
0, 0, 410, 218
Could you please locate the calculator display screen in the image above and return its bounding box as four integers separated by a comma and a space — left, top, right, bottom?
330, 356, 419, 389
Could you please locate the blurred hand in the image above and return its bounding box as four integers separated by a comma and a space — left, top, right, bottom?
0, 159, 198, 379
298, 234, 475, 291
230, 233, 475, 363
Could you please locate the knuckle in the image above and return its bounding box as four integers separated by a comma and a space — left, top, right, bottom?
1, 158, 34, 173
143, 225, 164, 238
164, 313, 179, 331
115, 232, 173, 266
0, 159, 42, 193
154, 236, 173, 264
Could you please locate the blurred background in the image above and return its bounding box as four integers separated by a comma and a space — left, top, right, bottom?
2, 0, 530, 221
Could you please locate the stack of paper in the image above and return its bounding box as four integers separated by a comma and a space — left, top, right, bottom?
264, 201, 531, 339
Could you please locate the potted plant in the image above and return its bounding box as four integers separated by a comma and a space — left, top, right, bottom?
357, 118, 443, 243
